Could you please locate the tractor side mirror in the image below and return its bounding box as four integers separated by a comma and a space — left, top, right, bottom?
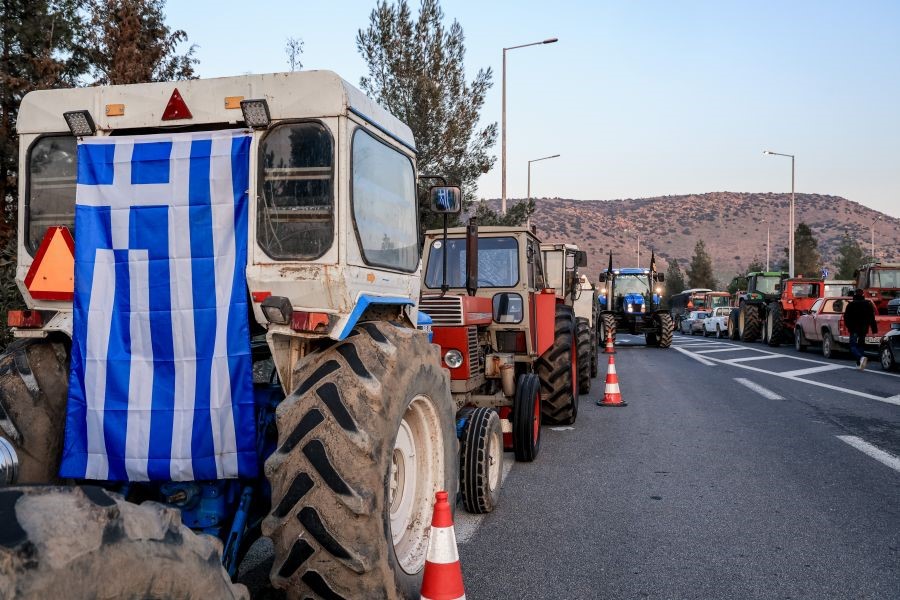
598, 273, 608, 283
575, 251, 587, 268
429, 186, 462, 214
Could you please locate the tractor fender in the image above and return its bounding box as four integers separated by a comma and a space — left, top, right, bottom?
332, 294, 416, 340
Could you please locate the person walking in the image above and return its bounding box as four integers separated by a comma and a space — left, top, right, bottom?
844, 289, 877, 370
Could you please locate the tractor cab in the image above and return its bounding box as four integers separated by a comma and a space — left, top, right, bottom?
597, 263, 673, 347
854, 262, 900, 314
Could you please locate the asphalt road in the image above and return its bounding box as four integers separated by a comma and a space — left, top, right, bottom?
457, 333, 900, 599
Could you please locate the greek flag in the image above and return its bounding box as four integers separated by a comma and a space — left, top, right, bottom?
60, 130, 257, 482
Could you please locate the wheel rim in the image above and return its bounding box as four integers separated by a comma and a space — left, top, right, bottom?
487, 424, 502, 492
882, 347, 892, 369
795, 328, 801, 349
823, 335, 831, 356
390, 394, 444, 574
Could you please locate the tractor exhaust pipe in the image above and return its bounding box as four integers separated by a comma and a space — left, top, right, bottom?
466, 217, 478, 297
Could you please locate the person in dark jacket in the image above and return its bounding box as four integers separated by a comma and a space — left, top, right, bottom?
844, 289, 878, 370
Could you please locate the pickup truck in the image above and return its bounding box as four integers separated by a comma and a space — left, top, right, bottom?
794, 296, 900, 358
702, 306, 732, 338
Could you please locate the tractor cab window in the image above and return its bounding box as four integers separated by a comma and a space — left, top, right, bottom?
791, 283, 817, 298
351, 129, 418, 271
615, 274, 650, 297
529, 240, 546, 290
541, 249, 562, 291
425, 236, 519, 288
27, 135, 77, 254
258, 122, 334, 260
755, 276, 781, 295
870, 268, 900, 288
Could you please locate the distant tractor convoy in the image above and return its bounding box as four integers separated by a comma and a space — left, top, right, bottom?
0, 69, 897, 600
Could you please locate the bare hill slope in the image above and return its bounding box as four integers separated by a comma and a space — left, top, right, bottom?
506, 192, 900, 285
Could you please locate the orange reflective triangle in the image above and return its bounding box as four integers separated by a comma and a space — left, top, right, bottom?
25, 226, 75, 301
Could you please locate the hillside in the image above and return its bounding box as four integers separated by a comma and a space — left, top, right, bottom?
499, 192, 899, 286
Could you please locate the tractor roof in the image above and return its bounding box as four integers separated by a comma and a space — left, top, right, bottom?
748, 271, 788, 277
859, 262, 900, 269
17, 70, 415, 149
424, 226, 536, 238
540, 243, 580, 252
616, 268, 650, 275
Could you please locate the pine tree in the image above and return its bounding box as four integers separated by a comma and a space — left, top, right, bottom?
472, 199, 533, 226
793, 222, 820, 277
357, 0, 496, 232
84, 0, 197, 85
664, 259, 686, 298
728, 259, 765, 294
835, 232, 865, 279
686, 240, 717, 289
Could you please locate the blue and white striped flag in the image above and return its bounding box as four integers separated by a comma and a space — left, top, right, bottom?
60, 130, 257, 482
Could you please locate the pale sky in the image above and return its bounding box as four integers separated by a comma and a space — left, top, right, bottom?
166, 0, 900, 217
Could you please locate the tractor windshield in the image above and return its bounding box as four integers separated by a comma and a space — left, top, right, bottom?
615, 274, 650, 297
869, 268, 900, 288
707, 295, 730, 309
755, 276, 781, 295
425, 236, 519, 289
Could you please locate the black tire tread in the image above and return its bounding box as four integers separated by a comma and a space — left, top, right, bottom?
575, 318, 592, 394
263, 322, 456, 599
459, 408, 502, 514
536, 306, 578, 425
741, 304, 761, 342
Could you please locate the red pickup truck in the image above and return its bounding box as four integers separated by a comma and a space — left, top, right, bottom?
793, 297, 900, 358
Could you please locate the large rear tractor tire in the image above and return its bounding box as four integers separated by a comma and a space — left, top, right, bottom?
459, 407, 503, 514
513, 373, 541, 462
739, 303, 761, 342
576, 317, 592, 394
0, 486, 247, 599
536, 305, 578, 425
648, 313, 674, 348
599, 313, 617, 347
766, 303, 787, 347
0, 338, 70, 484
589, 324, 599, 378
263, 322, 457, 599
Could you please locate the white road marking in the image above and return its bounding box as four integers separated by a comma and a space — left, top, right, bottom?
734, 377, 784, 400
695, 348, 750, 354
673, 346, 716, 366
837, 436, 900, 474
725, 355, 782, 363
455, 459, 514, 544
779, 364, 847, 377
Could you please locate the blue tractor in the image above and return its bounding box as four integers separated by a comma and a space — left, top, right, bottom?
597, 258, 673, 348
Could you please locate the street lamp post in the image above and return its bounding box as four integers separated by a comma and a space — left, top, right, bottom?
871, 215, 882, 260
762, 218, 770, 270
502, 37, 558, 214
763, 150, 795, 276
527, 153, 560, 214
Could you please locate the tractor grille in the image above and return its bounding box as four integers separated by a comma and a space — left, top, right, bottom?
467, 326, 482, 373
419, 295, 464, 326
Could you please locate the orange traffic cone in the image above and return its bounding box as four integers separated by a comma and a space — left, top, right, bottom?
603, 330, 616, 354
420, 491, 465, 600
597, 354, 626, 407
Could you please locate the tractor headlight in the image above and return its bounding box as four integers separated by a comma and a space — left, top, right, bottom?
444, 349, 464, 369
627, 303, 633, 312
640, 304, 646, 313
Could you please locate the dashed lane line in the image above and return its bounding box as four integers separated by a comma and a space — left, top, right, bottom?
694, 348, 751, 354
837, 436, 900, 474
455, 459, 514, 544
725, 355, 783, 364
734, 377, 784, 400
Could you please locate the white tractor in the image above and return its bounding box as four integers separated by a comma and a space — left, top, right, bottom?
0, 71, 456, 599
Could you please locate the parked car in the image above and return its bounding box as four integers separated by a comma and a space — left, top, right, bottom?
703, 307, 732, 338
794, 296, 900, 358
879, 325, 900, 371
680, 310, 709, 335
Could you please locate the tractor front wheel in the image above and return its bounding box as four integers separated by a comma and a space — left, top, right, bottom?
0, 486, 246, 599
728, 309, 740, 340
513, 373, 541, 462
460, 407, 503, 514
263, 322, 457, 599
600, 313, 617, 347
536, 305, 578, 425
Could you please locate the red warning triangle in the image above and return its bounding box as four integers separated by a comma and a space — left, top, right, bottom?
162, 88, 193, 121
25, 226, 75, 301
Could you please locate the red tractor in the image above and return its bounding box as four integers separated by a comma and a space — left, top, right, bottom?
764, 277, 824, 346
418, 190, 579, 514
854, 262, 900, 315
